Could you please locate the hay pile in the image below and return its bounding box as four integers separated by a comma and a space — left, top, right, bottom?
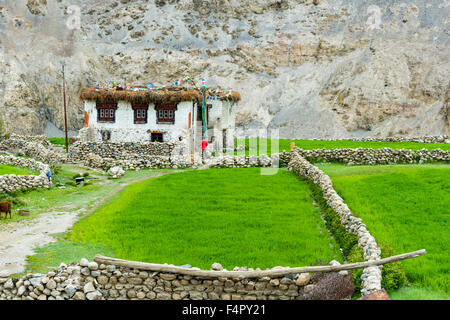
80, 86, 241, 104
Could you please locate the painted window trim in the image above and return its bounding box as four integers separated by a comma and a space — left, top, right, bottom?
96, 101, 117, 123
132, 103, 149, 124
155, 104, 177, 124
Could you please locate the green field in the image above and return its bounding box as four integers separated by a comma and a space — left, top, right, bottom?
48, 138, 70, 146
0, 164, 38, 176
234, 138, 450, 155
317, 163, 450, 299
0, 164, 171, 226
66, 168, 342, 270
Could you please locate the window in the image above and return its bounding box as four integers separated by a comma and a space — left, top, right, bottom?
97, 101, 117, 122
156, 104, 176, 123
151, 133, 164, 142
132, 103, 149, 124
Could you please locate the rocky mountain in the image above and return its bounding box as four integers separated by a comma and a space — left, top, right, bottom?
0, 0, 448, 139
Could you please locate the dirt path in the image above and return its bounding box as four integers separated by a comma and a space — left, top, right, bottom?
0, 170, 180, 277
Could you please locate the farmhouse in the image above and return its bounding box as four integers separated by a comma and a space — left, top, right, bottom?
78, 85, 241, 154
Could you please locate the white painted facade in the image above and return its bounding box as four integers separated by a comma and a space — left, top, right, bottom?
82, 99, 237, 157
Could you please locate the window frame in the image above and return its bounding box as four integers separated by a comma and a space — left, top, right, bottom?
132, 103, 149, 124
155, 104, 177, 124
96, 101, 117, 123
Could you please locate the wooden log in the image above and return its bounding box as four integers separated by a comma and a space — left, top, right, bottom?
94, 249, 426, 279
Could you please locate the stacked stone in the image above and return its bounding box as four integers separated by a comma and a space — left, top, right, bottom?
7, 134, 52, 147
287, 151, 382, 296
308, 135, 449, 143
207, 154, 280, 168
295, 147, 449, 165
0, 258, 353, 300
0, 155, 51, 193
82, 154, 186, 170
0, 138, 67, 164
69, 141, 178, 162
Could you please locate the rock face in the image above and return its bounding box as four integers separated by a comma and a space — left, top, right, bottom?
0, 0, 448, 139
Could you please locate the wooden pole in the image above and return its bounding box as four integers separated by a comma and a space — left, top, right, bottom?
62, 65, 69, 153
290, 142, 295, 152
94, 249, 426, 279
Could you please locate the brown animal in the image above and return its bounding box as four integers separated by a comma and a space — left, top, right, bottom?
0, 201, 11, 219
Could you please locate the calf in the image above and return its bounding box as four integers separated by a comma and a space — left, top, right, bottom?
0, 201, 11, 219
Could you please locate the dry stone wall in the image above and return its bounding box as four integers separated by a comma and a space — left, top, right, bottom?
0, 155, 51, 193
281, 147, 449, 165
0, 258, 355, 301
307, 136, 449, 143
0, 137, 67, 165
68, 141, 190, 170
287, 150, 382, 296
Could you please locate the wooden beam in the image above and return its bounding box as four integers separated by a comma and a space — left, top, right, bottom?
94, 249, 426, 279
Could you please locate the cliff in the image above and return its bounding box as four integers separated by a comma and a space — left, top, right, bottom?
0, 0, 448, 138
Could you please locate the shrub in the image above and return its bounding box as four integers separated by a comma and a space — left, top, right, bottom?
306, 179, 365, 296
72, 173, 82, 179
379, 243, 407, 291
305, 178, 407, 295
82, 172, 90, 177
51, 165, 62, 175
0, 191, 26, 206
306, 272, 355, 300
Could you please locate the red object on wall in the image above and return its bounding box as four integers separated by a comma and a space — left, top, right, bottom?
84, 111, 89, 127
188, 112, 191, 129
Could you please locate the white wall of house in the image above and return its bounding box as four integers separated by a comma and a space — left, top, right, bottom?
84, 100, 195, 143
83, 98, 237, 157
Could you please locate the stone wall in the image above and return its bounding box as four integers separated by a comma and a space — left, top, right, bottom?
281, 147, 449, 165
0, 155, 51, 193
68, 141, 191, 170
0, 258, 356, 300
0, 137, 67, 165
287, 150, 382, 296
307, 136, 449, 143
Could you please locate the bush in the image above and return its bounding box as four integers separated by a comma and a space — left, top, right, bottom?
0, 191, 26, 206
379, 243, 407, 291
72, 173, 82, 179
306, 272, 355, 300
51, 165, 62, 175
82, 172, 90, 177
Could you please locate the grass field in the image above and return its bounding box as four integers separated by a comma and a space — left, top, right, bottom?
234, 138, 450, 155
317, 163, 450, 300
0, 164, 38, 176
48, 138, 69, 146
63, 168, 342, 270
0, 164, 171, 226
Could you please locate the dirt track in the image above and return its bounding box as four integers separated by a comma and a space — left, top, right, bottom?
0, 170, 179, 276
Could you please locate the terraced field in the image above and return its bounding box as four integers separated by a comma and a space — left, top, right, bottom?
317, 163, 450, 300
66, 168, 342, 270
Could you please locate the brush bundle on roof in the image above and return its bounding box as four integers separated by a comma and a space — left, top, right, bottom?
80, 86, 240, 104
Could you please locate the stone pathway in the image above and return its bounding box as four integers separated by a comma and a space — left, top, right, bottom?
0, 170, 180, 276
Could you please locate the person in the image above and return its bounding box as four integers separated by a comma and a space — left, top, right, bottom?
46, 170, 51, 184
201, 139, 208, 160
